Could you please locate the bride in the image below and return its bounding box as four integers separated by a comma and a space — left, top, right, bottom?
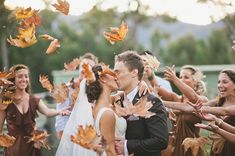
56, 64, 126, 156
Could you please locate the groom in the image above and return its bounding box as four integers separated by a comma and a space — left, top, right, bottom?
114, 51, 168, 156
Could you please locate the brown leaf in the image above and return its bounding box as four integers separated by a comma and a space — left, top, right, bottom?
52, 83, 69, 103
182, 136, 209, 156
52, 0, 70, 15
15, 7, 36, 20
0, 133, 16, 147
26, 130, 51, 150
103, 21, 128, 45
82, 63, 96, 84
64, 58, 81, 71
39, 75, 53, 92
209, 133, 225, 154
46, 39, 60, 54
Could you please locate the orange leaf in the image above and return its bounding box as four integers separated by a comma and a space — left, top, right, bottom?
64, 58, 81, 71
52, 0, 70, 15
15, 7, 36, 20
40, 34, 55, 41
70, 125, 106, 152
46, 39, 60, 54
26, 130, 51, 150
52, 83, 69, 103
20, 13, 41, 28
39, 75, 53, 92
103, 21, 128, 45
182, 136, 209, 156
82, 63, 96, 84
100, 64, 116, 78
0, 133, 16, 147
7, 25, 37, 48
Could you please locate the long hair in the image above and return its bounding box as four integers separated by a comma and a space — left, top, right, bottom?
9, 64, 32, 94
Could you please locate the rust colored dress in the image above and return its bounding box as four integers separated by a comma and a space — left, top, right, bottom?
210, 116, 235, 156
3, 96, 42, 156
172, 112, 202, 156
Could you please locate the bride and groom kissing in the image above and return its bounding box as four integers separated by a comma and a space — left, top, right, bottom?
56, 51, 169, 156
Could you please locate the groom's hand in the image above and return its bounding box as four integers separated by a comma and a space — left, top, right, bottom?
115, 138, 125, 155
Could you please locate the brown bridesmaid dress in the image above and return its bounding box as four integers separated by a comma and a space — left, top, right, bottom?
3, 96, 42, 156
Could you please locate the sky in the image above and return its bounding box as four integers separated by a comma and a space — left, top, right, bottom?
4, 0, 235, 25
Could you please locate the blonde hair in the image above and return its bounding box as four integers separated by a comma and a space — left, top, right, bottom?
181, 65, 206, 95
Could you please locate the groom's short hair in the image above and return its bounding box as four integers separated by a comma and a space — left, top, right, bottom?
115, 50, 144, 80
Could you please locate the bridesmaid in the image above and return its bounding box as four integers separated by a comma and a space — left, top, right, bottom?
0, 64, 70, 156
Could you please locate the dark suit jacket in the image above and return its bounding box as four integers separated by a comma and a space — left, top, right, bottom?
125, 92, 168, 156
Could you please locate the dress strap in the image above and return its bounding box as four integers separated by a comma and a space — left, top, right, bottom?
94, 107, 114, 135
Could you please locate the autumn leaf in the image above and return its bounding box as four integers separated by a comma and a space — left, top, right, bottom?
99, 64, 116, 78
103, 21, 128, 45
39, 75, 53, 92
46, 39, 61, 54
0, 99, 13, 110
15, 7, 36, 20
0, 133, 16, 147
40, 34, 55, 41
82, 63, 96, 84
113, 96, 155, 118
182, 136, 209, 156
52, 0, 70, 15
26, 130, 51, 150
19, 12, 41, 28
209, 133, 225, 154
51, 83, 69, 103
64, 58, 81, 71
143, 52, 160, 70
70, 125, 106, 153
7, 25, 37, 48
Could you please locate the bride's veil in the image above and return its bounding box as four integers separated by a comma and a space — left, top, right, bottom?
55, 79, 97, 156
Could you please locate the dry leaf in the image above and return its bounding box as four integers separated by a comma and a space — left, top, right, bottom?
46, 39, 60, 54
82, 63, 96, 84
64, 58, 81, 71
52, 83, 69, 103
0, 133, 16, 147
39, 75, 53, 92
103, 21, 128, 45
52, 0, 70, 15
209, 133, 225, 154
15, 7, 36, 20
40, 34, 55, 41
26, 130, 51, 150
182, 137, 209, 156
7, 25, 37, 48
20, 12, 41, 28
100, 64, 116, 78
144, 52, 160, 70
70, 125, 106, 153
113, 96, 155, 118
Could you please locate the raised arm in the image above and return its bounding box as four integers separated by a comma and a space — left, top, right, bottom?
0, 110, 6, 133
164, 66, 208, 103
37, 100, 70, 117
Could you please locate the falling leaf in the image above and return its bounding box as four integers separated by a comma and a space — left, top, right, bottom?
103, 21, 128, 45
26, 130, 51, 150
0, 133, 16, 147
7, 25, 37, 48
39, 75, 53, 93
70, 125, 106, 153
20, 13, 41, 28
113, 96, 155, 118
46, 39, 60, 54
82, 63, 96, 84
40, 34, 55, 41
144, 53, 160, 70
64, 58, 81, 71
52, 83, 69, 103
52, 0, 70, 15
15, 7, 36, 20
100, 64, 117, 78
182, 136, 209, 156
209, 133, 225, 154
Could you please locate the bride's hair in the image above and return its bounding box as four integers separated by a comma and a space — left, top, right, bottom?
86, 65, 103, 103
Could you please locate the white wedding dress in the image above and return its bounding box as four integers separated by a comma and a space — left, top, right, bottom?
56, 79, 127, 156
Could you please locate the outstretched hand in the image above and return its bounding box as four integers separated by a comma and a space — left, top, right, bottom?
195, 123, 219, 132
163, 65, 176, 82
